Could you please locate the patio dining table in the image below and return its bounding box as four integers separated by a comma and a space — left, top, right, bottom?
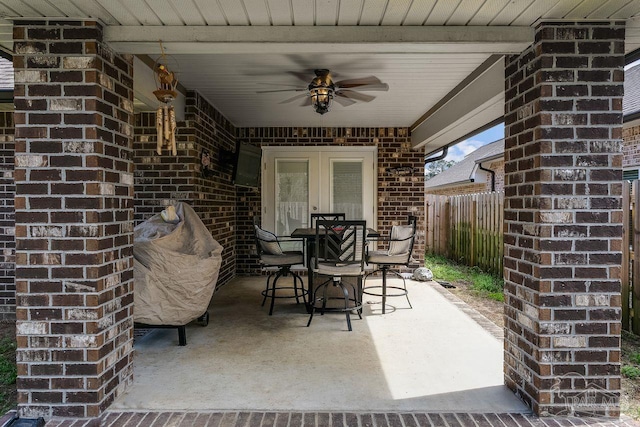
291, 226, 379, 312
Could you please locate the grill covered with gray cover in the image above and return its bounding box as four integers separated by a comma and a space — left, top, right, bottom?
134, 202, 223, 326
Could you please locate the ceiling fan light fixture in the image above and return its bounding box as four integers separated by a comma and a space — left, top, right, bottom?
258, 68, 387, 115
309, 86, 333, 115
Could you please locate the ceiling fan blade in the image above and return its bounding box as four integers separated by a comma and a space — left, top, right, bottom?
337, 82, 389, 91
279, 93, 308, 104
260, 82, 306, 87
300, 97, 312, 107
334, 76, 382, 88
333, 95, 356, 107
256, 88, 306, 93
337, 90, 376, 103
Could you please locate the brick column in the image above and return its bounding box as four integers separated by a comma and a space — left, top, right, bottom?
13, 21, 134, 419
504, 22, 624, 416
0, 112, 15, 320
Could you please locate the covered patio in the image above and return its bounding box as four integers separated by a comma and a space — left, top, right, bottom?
112, 276, 525, 413
0, 0, 638, 423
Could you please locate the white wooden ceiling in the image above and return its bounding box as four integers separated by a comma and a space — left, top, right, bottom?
0, 0, 638, 27
0, 0, 638, 129
167, 52, 491, 127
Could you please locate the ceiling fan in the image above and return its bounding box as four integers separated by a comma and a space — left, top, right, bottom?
257, 69, 389, 115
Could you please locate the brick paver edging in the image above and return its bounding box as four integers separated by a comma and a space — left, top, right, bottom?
102, 411, 640, 426
2, 410, 640, 427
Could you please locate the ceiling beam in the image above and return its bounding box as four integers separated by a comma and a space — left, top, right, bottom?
104, 26, 534, 55
411, 56, 505, 151
132, 56, 186, 120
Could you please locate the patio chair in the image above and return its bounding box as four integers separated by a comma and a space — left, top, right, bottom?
310, 212, 346, 228
363, 216, 417, 314
307, 220, 367, 331
254, 222, 307, 315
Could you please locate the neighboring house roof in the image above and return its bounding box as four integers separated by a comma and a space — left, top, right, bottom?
0, 57, 12, 90
625, 63, 640, 120
425, 139, 504, 189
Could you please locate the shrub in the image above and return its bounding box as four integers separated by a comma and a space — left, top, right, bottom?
622, 365, 640, 380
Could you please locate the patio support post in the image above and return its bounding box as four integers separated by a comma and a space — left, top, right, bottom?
504, 21, 625, 416
12, 20, 134, 419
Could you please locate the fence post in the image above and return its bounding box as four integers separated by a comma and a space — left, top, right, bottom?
444, 198, 451, 258
633, 181, 640, 334
425, 196, 432, 254
471, 199, 477, 267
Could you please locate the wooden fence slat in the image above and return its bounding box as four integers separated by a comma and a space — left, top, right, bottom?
622, 181, 631, 331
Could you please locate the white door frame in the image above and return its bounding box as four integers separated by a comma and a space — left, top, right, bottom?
262, 145, 378, 232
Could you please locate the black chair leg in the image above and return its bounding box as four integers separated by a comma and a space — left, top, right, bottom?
307, 284, 319, 327
359, 277, 364, 316
269, 270, 283, 316
291, 270, 307, 305
306, 303, 315, 327
295, 274, 307, 305
381, 267, 388, 314
348, 281, 363, 319
262, 274, 273, 307
389, 269, 412, 309
341, 282, 352, 331
402, 275, 412, 309
307, 278, 359, 331
321, 282, 330, 315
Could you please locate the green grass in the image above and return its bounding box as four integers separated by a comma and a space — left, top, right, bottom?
425, 254, 505, 302
0, 338, 15, 385
0, 335, 16, 414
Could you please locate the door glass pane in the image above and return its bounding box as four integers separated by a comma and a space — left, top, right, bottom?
332, 161, 363, 219
275, 160, 309, 241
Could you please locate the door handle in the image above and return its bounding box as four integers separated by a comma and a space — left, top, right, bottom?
313, 206, 317, 211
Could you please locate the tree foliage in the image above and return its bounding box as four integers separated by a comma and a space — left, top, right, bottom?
424, 159, 456, 180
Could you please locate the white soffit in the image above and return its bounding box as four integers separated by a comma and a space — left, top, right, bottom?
411, 56, 505, 151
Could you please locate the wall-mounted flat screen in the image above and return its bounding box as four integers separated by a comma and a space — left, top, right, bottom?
233, 142, 261, 188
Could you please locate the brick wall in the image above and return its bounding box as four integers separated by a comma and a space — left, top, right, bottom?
0, 112, 15, 320
426, 182, 487, 196
623, 123, 640, 169
235, 127, 425, 275
13, 20, 134, 418
504, 21, 624, 416
493, 159, 505, 192
133, 91, 236, 286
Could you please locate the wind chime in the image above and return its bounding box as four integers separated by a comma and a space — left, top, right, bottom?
153, 42, 178, 156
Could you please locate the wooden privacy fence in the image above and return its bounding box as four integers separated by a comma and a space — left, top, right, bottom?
425, 192, 504, 276
623, 180, 639, 332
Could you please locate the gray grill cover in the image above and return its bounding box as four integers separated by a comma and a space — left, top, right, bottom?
133, 203, 223, 326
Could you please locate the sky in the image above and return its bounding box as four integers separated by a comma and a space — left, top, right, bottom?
441, 122, 505, 163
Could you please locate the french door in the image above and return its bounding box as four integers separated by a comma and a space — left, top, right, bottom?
262, 146, 377, 236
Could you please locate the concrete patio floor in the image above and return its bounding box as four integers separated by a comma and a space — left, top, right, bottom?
111, 275, 526, 413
